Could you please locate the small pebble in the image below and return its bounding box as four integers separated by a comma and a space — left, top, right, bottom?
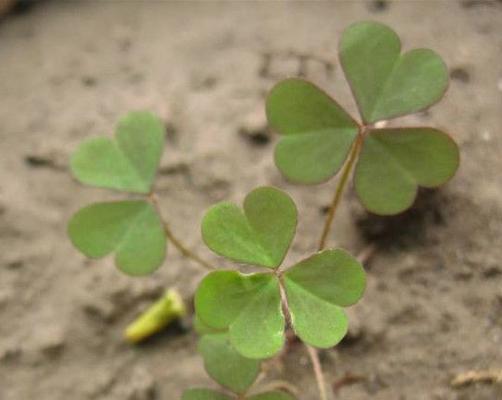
238, 107, 270, 146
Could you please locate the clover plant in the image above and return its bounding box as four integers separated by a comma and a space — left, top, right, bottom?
68, 111, 167, 276
67, 21, 459, 400
267, 21, 459, 216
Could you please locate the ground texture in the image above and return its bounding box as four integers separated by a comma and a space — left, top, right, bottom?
1, 1, 501, 399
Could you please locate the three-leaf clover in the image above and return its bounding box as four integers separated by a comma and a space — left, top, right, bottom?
266, 21, 459, 215
68, 111, 168, 275
195, 187, 366, 359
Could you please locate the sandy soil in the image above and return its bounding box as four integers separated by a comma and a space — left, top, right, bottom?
1, 1, 501, 399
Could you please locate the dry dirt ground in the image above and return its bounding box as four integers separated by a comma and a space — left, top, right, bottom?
1, 1, 502, 399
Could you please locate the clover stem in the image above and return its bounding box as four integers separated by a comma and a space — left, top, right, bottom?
148, 192, 215, 271
306, 344, 329, 400
317, 131, 365, 250
277, 274, 329, 400
162, 222, 215, 271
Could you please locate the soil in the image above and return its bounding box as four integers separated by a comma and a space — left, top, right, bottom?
1, 1, 501, 400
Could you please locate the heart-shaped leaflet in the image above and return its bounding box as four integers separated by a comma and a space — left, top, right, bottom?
195, 251, 366, 357
198, 333, 261, 394
70, 111, 165, 193
354, 128, 460, 215
283, 249, 366, 348
267, 79, 359, 184
201, 187, 297, 268
340, 21, 448, 123
195, 271, 284, 359
67, 200, 166, 276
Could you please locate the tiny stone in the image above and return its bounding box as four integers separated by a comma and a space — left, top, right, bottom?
238, 106, 270, 146
481, 130, 491, 141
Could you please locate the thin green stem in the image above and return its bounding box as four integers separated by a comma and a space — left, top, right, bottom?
310, 130, 365, 400
318, 132, 364, 251
148, 193, 215, 271
163, 222, 215, 271
278, 272, 328, 400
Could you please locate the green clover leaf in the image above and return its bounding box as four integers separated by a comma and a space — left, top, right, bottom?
182, 389, 232, 400
266, 22, 460, 215
339, 21, 448, 123
198, 333, 261, 394
195, 271, 284, 359
283, 249, 365, 348
197, 188, 366, 358
266, 79, 359, 184
67, 200, 166, 276
201, 187, 297, 268
70, 111, 165, 193
355, 128, 459, 215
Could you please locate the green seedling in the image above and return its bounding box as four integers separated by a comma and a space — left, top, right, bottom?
68, 111, 213, 277
195, 187, 365, 359
68, 111, 168, 275
66, 20, 460, 400
267, 21, 459, 216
